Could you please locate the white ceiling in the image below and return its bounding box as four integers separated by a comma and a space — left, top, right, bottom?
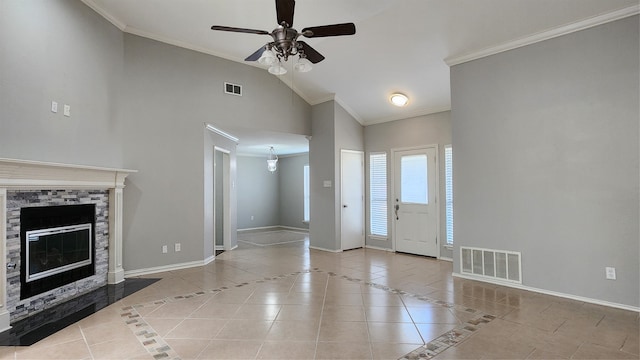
83, 0, 638, 155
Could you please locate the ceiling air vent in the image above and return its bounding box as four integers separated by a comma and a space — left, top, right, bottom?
224, 82, 242, 96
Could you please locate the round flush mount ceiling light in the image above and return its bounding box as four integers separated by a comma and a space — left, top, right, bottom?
390, 93, 409, 107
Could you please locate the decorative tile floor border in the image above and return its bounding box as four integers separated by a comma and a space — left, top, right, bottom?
118, 268, 496, 360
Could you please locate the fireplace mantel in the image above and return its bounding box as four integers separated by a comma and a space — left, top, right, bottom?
0, 158, 137, 331
0, 158, 135, 189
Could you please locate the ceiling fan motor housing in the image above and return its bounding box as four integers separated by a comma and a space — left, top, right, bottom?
271, 27, 300, 60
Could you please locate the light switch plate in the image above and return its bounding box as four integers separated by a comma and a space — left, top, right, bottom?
605, 267, 616, 280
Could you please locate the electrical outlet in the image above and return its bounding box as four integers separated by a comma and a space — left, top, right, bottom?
251, 216, 254, 221
51, 101, 58, 113
605, 267, 616, 280
162, 245, 168, 254
63, 104, 71, 117
175, 243, 181, 252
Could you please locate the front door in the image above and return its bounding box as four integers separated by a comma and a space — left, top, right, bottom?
393, 147, 438, 257
341, 150, 364, 250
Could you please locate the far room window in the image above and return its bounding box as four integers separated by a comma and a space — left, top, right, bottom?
445, 145, 453, 245
369, 152, 387, 237
303, 165, 310, 222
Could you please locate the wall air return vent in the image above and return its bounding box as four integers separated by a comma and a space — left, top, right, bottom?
224, 82, 242, 96
460, 246, 522, 284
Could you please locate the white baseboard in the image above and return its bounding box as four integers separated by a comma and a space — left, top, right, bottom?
365, 244, 394, 252
309, 245, 342, 253
238, 225, 308, 233
439, 256, 453, 262
125, 259, 211, 278
204, 254, 215, 265
278, 225, 309, 233
453, 272, 640, 313
237, 225, 279, 232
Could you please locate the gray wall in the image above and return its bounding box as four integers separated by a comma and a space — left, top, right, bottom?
279, 154, 310, 229
450, 16, 639, 307
2, 1, 312, 273
119, 34, 311, 271
309, 101, 364, 251
236, 153, 310, 230
309, 102, 338, 250
237, 156, 280, 229
0, 0, 124, 167
364, 112, 452, 258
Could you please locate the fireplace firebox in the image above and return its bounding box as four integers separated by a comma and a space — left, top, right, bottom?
20, 204, 96, 299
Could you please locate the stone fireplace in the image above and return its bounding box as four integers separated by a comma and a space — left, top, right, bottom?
0, 158, 135, 331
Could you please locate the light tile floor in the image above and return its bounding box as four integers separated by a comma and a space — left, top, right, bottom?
0, 230, 638, 359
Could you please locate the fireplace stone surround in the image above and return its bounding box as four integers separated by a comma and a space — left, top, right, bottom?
0, 158, 135, 331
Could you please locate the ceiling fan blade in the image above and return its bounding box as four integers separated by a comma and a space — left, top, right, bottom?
210, 25, 270, 35
301, 23, 356, 38
276, 0, 295, 27
245, 46, 267, 61
297, 41, 325, 64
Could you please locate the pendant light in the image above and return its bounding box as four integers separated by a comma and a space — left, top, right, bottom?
267, 147, 278, 172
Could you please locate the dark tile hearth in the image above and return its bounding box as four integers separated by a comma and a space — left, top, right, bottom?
0, 278, 159, 346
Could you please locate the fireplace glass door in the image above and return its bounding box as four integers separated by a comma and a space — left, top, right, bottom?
26, 223, 92, 282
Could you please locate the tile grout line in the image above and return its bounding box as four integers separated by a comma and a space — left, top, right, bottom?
312, 270, 331, 360
78, 325, 95, 360
359, 282, 375, 360
118, 267, 494, 360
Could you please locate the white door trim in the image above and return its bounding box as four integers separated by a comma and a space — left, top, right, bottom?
214, 146, 232, 251
340, 149, 365, 250
390, 144, 440, 257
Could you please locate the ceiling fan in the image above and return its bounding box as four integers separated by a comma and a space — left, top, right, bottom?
210, 0, 356, 74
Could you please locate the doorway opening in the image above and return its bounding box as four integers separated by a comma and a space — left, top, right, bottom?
214, 147, 231, 253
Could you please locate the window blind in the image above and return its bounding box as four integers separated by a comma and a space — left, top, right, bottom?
445, 146, 453, 245
369, 153, 387, 237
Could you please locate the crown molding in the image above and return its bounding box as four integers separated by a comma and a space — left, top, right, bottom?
445, 4, 640, 66
81, 0, 126, 30
362, 105, 451, 126
307, 94, 365, 126
334, 96, 364, 126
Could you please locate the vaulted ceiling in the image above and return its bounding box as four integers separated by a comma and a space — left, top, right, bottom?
82, 0, 638, 154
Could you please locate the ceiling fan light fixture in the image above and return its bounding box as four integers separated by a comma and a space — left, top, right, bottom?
268, 62, 288, 75
294, 56, 313, 72
258, 48, 276, 65
390, 93, 409, 107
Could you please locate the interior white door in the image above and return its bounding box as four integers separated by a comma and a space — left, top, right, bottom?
341, 150, 364, 250
393, 147, 438, 257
